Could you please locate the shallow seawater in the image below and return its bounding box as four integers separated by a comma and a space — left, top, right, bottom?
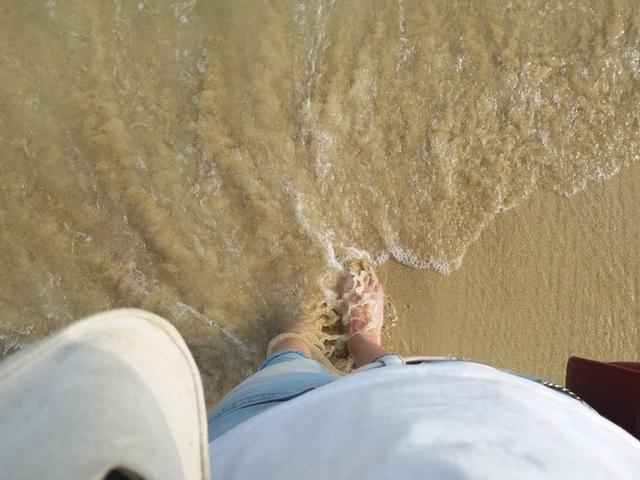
0, 0, 638, 403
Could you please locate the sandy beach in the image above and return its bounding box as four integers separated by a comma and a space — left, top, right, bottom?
381, 161, 640, 384
1, 1, 639, 408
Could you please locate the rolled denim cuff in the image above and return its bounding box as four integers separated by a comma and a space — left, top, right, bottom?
259, 349, 311, 370
355, 354, 405, 372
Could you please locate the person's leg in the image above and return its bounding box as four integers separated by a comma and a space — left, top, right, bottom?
269, 337, 312, 357
342, 270, 390, 368
347, 334, 389, 368
267, 269, 392, 369
208, 341, 336, 441
210, 268, 394, 441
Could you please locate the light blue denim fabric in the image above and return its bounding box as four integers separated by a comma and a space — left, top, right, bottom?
208, 349, 339, 442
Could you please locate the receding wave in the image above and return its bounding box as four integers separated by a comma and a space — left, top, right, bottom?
0, 0, 638, 400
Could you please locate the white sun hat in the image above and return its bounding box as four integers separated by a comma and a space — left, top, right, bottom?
0, 309, 210, 480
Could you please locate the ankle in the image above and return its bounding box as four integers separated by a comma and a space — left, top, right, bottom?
347, 334, 389, 368
269, 337, 312, 358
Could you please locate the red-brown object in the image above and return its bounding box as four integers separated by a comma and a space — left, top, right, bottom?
566, 356, 640, 440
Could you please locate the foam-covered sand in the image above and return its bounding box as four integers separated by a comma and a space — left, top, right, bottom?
381, 161, 640, 384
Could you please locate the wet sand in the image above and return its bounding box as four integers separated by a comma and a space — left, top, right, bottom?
381, 161, 640, 384
1, 1, 639, 408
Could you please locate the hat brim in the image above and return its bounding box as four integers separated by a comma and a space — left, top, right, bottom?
0, 308, 210, 480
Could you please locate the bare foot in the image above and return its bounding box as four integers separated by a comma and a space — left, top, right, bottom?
342, 269, 388, 367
